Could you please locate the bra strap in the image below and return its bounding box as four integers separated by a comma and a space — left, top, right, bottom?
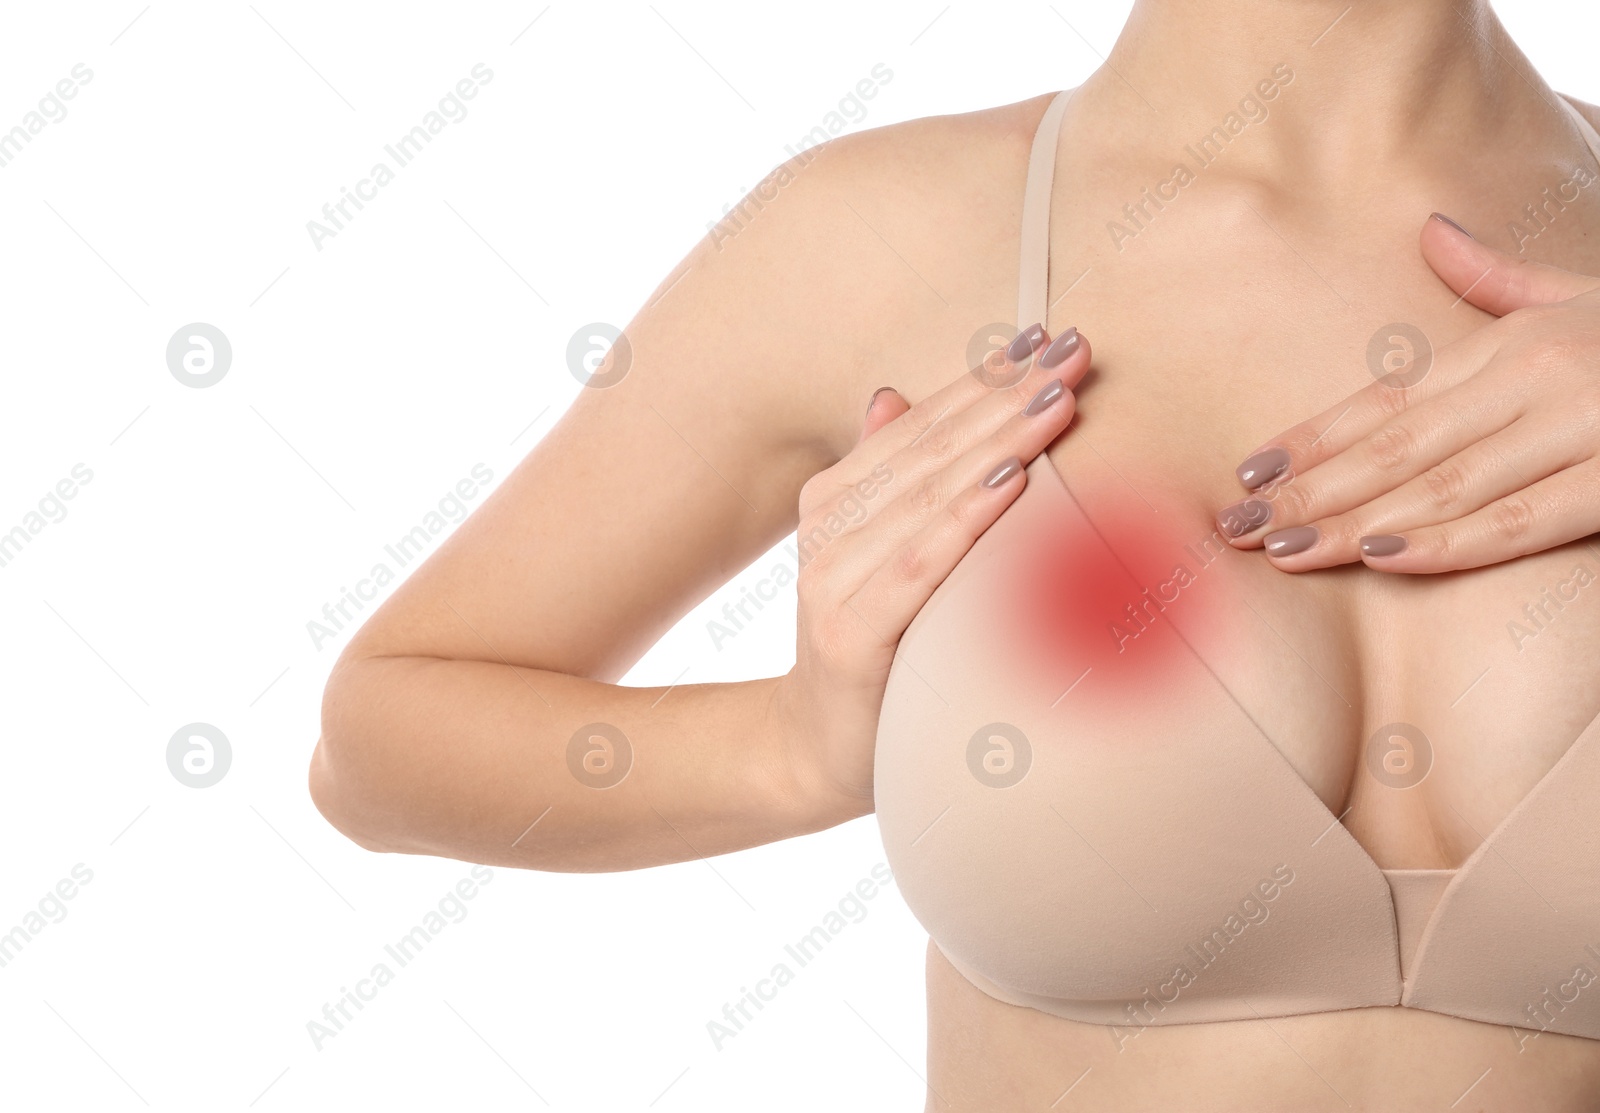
1016, 88, 1076, 333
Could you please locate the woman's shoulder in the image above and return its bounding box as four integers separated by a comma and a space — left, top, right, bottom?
795, 90, 1061, 206
1559, 92, 1600, 135
681, 91, 1066, 457
848, 89, 1063, 152
722, 89, 1062, 255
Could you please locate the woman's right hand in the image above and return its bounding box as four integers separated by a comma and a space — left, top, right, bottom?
769, 324, 1093, 809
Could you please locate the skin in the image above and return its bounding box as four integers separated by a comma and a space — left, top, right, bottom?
310, 0, 1600, 1107
1216, 230, 1600, 571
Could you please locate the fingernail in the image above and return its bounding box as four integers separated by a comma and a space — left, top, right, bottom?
1006, 323, 1046, 363
866, 386, 894, 417
982, 456, 1022, 488
1216, 499, 1271, 538
1430, 212, 1474, 240
1361, 534, 1407, 557
1236, 447, 1291, 489
1038, 327, 1080, 369
1263, 525, 1318, 557
1023, 378, 1065, 416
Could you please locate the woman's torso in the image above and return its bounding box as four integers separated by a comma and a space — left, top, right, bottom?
855, 82, 1600, 1111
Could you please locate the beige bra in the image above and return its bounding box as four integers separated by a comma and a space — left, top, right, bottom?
872, 87, 1600, 1040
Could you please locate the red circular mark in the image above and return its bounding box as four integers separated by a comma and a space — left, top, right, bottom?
1004, 487, 1236, 705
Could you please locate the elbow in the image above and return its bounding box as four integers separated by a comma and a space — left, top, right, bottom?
307, 731, 396, 854
308, 655, 408, 855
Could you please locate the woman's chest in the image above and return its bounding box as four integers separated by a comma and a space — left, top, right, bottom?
1066, 287, 1600, 858
871, 414, 1600, 1031
898, 240, 1600, 869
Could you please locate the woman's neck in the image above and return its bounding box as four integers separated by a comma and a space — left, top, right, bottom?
1087, 0, 1558, 190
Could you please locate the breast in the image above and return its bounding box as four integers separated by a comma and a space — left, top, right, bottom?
871, 450, 1600, 1036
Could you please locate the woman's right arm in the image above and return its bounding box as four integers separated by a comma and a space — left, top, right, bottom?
307, 106, 1089, 873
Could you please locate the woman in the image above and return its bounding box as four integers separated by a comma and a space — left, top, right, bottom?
309, 1, 1600, 1107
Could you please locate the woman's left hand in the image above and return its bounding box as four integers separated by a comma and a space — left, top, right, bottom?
1214, 212, 1600, 573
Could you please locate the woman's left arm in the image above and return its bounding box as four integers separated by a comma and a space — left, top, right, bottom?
1213, 212, 1600, 572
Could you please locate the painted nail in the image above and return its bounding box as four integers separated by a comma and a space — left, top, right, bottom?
1038, 327, 1080, 369
1263, 525, 1318, 557
1236, 447, 1291, 490
866, 386, 894, 417
1023, 378, 1065, 416
1430, 212, 1474, 240
1216, 499, 1271, 538
982, 456, 1022, 488
1361, 534, 1407, 557
1006, 323, 1046, 363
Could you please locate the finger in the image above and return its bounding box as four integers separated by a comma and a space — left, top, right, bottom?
1421, 211, 1600, 315
834, 322, 1088, 488
842, 455, 1031, 644
1226, 324, 1502, 497
1218, 376, 1524, 545
1352, 459, 1600, 573
797, 325, 1087, 590
862, 387, 909, 439
864, 328, 1088, 508
817, 322, 1089, 531
1250, 414, 1581, 571
844, 373, 1078, 569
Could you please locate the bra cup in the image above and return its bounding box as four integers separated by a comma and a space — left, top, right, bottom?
1401, 716, 1600, 1039
875, 459, 1403, 1024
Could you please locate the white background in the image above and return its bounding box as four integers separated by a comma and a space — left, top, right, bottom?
1, 2, 1597, 1110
